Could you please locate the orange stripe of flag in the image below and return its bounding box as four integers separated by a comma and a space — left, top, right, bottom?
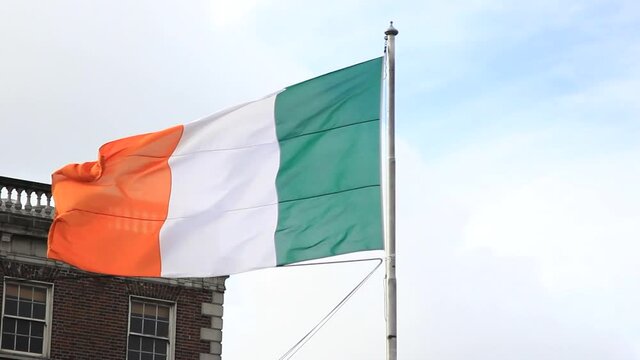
48, 125, 183, 277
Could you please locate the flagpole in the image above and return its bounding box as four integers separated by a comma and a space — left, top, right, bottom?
384, 22, 398, 360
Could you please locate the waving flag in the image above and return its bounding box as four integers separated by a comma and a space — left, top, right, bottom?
48, 57, 383, 277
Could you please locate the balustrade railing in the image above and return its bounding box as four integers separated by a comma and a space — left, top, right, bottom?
0, 176, 54, 218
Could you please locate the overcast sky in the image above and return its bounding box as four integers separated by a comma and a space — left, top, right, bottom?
2, 0, 640, 359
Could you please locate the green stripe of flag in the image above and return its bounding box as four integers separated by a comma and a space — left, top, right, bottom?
274, 57, 384, 265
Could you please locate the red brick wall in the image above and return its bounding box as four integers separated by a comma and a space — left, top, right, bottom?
0, 261, 215, 359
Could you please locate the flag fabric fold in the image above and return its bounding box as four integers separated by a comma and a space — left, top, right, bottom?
48, 57, 384, 277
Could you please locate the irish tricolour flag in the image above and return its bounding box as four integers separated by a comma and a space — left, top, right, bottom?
48, 58, 384, 277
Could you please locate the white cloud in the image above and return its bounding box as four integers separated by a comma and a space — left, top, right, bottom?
209, 0, 260, 27
394, 131, 640, 359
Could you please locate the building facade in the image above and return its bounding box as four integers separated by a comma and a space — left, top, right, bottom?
0, 176, 225, 360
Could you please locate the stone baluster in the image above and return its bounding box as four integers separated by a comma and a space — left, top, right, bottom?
0, 185, 5, 211
45, 193, 53, 216
35, 191, 44, 216
5, 186, 15, 211
14, 187, 23, 211
24, 189, 33, 212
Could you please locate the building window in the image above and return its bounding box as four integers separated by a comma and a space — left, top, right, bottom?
127, 297, 175, 360
1, 279, 53, 357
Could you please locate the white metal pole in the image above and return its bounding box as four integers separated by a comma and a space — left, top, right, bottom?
384, 21, 398, 360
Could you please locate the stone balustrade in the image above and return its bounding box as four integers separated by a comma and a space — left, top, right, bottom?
0, 176, 54, 218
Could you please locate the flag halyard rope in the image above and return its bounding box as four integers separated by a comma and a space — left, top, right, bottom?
277, 257, 384, 360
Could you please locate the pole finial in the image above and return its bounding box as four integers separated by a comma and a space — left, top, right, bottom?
385, 21, 399, 36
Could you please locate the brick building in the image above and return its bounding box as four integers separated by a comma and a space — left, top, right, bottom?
0, 176, 225, 360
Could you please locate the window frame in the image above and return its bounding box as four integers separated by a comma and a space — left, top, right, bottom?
0, 277, 54, 358
126, 295, 176, 360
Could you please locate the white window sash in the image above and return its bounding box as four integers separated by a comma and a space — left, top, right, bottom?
0, 277, 54, 358
127, 296, 176, 360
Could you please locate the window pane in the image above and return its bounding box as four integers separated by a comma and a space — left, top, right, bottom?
128, 350, 140, 360
157, 306, 169, 320
16, 320, 30, 335
144, 304, 157, 317
141, 353, 152, 360
15, 335, 28, 352
141, 337, 153, 352
143, 320, 155, 335
155, 339, 167, 354
156, 355, 166, 360
18, 301, 32, 317
19, 286, 32, 301
33, 303, 46, 320
31, 322, 44, 338
30, 337, 43, 353
131, 302, 143, 316
32, 288, 46, 302
3, 318, 16, 333
1, 334, 15, 350
128, 335, 141, 350
5, 299, 17, 316
5, 284, 18, 298
156, 321, 168, 338
130, 317, 142, 333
